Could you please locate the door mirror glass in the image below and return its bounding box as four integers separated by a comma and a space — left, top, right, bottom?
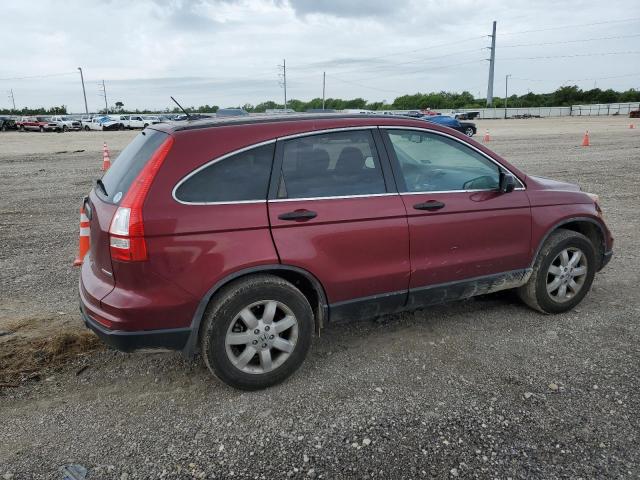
499, 172, 516, 193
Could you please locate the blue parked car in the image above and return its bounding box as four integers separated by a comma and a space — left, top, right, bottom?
420, 115, 477, 137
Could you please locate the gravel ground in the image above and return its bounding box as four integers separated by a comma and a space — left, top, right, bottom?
1, 117, 639, 479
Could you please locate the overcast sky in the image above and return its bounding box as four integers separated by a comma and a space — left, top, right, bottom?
1, 0, 639, 112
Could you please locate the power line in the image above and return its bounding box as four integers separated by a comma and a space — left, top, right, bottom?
288, 35, 486, 73
511, 72, 640, 83
0, 71, 77, 81
501, 33, 640, 48
501, 17, 640, 36
293, 46, 483, 80
503, 50, 640, 60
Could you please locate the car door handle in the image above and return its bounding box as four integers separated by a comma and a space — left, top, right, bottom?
278, 210, 318, 221
413, 200, 445, 211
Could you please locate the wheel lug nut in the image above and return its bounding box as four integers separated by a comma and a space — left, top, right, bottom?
262, 343, 267, 348
269, 335, 275, 339
265, 326, 270, 331
254, 329, 260, 334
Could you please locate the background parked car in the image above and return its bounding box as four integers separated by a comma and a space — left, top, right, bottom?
453, 111, 480, 120
142, 116, 163, 127
49, 115, 82, 132
84, 116, 122, 131
111, 115, 132, 129
0, 116, 18, 131
125, 115, 145, 129
80, 116, 94, 128
421, 115, 477, 136
630, 109, 640, 118
19, 116, 56, 132
216, 108, 249, 117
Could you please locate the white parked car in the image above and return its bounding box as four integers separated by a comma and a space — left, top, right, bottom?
111, 115, 131, 128
84, 116, 122, 131
143, 116, 163, 127
49, 115, 82, 132
127, 115, 146, 129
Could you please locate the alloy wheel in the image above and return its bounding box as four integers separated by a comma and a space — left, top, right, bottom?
546, 247, 588, 302
225, 300, 299, 374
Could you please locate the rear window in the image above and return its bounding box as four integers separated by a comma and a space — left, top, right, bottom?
100, 129, 168, 203
174, 143, 275, 203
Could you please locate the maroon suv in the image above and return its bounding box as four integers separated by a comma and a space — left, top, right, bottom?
79, 115, 613, 389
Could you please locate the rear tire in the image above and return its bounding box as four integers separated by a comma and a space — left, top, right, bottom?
518, 229, 596, 313
84, 125, 90, 131
465, 127, 474, 137
200, 274, 313, 390
39, 126, 44, 132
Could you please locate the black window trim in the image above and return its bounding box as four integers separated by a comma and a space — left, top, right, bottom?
380, 126, 526, 194
172, 139, 277, 205
268, 126, 396, 202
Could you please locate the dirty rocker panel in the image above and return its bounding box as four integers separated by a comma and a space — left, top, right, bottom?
329, 269, 532, 322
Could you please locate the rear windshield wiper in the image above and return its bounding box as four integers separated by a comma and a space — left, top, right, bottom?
95, 178, 108, 197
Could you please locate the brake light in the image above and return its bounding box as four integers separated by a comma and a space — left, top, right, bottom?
109, 136, 174, 261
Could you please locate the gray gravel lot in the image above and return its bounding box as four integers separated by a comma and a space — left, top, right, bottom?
1, 118, 639, 479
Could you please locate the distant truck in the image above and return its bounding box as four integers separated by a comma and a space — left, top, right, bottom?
17, 116, 56, 132
84, 116, 123, 131
49, 115, 82, 132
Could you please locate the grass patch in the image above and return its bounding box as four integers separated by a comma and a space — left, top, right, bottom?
0, 329, 104, 385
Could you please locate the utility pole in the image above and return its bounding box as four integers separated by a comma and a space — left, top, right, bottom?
277, 59, 288, 111
486, 20, 496, 107
78, 67, 88, 114
98, 80, 108, 113
504, 74, 511, 119
322, 71, 326, 110
8, 89, 16, 111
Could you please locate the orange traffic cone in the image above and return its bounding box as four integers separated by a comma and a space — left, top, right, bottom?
581, 131, 590, 147
73, 206, 90, 266
483, 130, 491, 142
630, 123, 636, 129
101, 142, 111, 171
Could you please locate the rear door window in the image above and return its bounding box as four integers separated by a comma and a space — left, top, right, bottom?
278, 130, 386, 199
174, 143, 275, 203
100, 129, 169, 203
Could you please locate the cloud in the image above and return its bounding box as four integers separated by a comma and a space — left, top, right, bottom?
0, 0, 638, 111
287, 0, 411, 18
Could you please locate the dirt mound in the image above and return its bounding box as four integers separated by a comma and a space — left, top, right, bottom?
0, 328, 103, 386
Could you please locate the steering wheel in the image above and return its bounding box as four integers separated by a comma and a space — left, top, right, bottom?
463, 175, 498, 190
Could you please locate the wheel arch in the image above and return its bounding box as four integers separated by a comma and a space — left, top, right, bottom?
531, 217, 607, 270
182, 264, 329, 357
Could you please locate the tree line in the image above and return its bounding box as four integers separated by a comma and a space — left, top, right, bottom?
1, 86, 638, 115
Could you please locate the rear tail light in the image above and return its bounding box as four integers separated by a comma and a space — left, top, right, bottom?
109, 136, 174, 262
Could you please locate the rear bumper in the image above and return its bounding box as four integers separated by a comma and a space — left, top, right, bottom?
80, 300, 190, 352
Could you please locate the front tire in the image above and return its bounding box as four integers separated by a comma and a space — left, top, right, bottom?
84, 125, 90, 131
200, 274, 313, 390
465, 127, 474, 137
518, 229, 596, 313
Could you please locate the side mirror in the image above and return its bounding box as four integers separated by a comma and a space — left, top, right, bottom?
499, 171, 516, 193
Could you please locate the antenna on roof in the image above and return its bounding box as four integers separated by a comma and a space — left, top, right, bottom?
170, 96, 191, 120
